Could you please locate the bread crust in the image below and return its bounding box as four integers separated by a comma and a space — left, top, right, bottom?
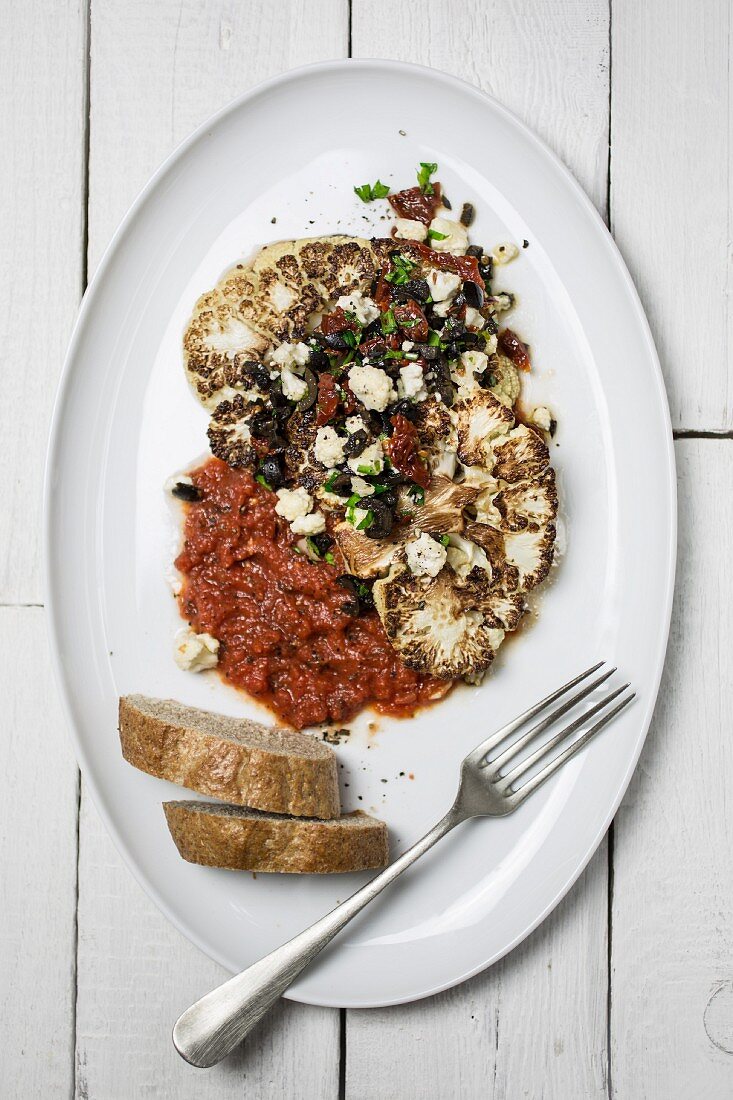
163, 802, 389, 873
119, 696, 340, 819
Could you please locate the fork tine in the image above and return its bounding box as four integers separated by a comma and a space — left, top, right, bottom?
500, 683, 628, 785
510, 693, 635, 804
490, 667, 616, 772
463, 661, 606, 767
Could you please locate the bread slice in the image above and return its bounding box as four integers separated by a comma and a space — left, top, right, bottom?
163, 801, 389, 874
119, 695, 340, 819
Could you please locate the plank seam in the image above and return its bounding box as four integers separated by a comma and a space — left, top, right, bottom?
673, 430, 733, 440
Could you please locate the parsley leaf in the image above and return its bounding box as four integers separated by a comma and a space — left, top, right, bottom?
407, 484, 425, 505
417, 161, 438, 195
356, 509, 374, 531
380, 308, 397, 334
385, 253, 418, 286
255, 474, 272, 490
427, 228, 448, 241
440, 534, 450, 546
354, 179, 391, 203
324, 551, 335, 564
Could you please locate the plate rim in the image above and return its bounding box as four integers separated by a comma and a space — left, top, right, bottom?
43, 57, 677, 1008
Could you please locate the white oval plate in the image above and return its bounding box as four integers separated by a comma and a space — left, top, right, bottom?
45, 60, 675, 1008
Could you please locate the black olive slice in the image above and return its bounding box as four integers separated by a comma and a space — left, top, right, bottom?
297, 367, 318, 412
463, 280, 484, 309
309, 531, 333, 556
343, 429, 370, 457
363, 498, 394, 540
388, 398, 420, 423
460, 202, 475, 227
170, 480, 201, 503
336, 574, 362, 615
325, 471, 352, 497
259, 455, 284, 489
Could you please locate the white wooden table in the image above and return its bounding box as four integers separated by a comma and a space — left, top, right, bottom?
2, 2, 731, 1096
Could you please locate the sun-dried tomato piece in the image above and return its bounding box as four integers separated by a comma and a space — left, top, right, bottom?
498, 328, 531, 371
393, 299, 429, 343
316, 372, 341, 425
387, 414, 430, 489
319, 306, 359, 336
412, 242, 484, 288
389, 183, 443, 225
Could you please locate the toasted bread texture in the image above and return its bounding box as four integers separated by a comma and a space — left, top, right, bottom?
118, 695, 340, 819
163, 801, 389, 874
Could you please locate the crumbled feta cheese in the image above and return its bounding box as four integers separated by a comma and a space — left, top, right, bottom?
461, 349, 489, 378
428, 217, 469, 256
394, 217, 428, 242
401, 340, 414, 352
464, 306, 485, 330
491, 242, 519, 265
488, 291, 514, 313
347, 439, 384, 476
405, 532, 448, 578
445, 534, 491, 581
426, 268, 461, 302
174, 627, 219, 672
345, 415, 368, 434
291, 511, 326, 536
267, 341, 311, 369
432, 299, 454, 318
350, 506, 371, 529
350, 475, 375, 497
281, 368, 308, 401
398, 360, 429, 402
336, 291, 380, 326
314, 426, 346, 467
275, 485, 312, 522
529, 405, 553, 432
347, 364, 397, 412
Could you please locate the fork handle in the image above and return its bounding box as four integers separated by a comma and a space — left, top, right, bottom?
172, 808, 461, 1067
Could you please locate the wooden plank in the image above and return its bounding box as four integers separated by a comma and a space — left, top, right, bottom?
351, 0, 610, 215
348, 3, 611, 1095
612, 0, 731, 431
610, 438, 733, 1098
75, 2, 348, 1093
0, 608, 79, 1096
0, 0, 87, 603
346, 847, 608, 1100
76, 789, 340, 1099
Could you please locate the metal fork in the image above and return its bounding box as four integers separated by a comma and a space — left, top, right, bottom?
173, 661, 633, 1068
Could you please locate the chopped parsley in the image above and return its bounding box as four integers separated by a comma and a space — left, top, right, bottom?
427, 228, 448, 241
385, 253, 417, 286
255, 474, 272, 490
440, 534, 451, 546
356, 509, 374, 531
354, 180, 391, 203
380, 308, 397, 334
306, 537, 322, 558
427, 329, 442, 347
324, 551, 336, 564
324, 470, 340, 492
417, 161, 438, 196
407, 484, 425, 505
342, 329, 358, 348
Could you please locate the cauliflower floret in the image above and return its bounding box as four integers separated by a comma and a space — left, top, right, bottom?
452, 350, 489, 395
347, 439, 384, 476
529, 405, 553, 432
275, 485, 312, 522
336, 291, 380, 326
291, 511, 327, 536
432, 445, 458, 479
174, 627, 219, 672
347, 364, 397, 412
398, 361, 429, 402
491, 242, 520, 265
394, 217, 428, 242
405, 532, 448, 578
268, 341, 311, 369
428, 217, 469, 256
426, 268, 461, 302
314, 426, 346, 467
445, 534, 491, 581
281, 368, 308, 401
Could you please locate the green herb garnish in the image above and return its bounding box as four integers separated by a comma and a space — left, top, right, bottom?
324, 551, 336, 564
427, 329, 442, 347
306, 537, 322, 557
255, 474, 272, 490
440, 534, 450, 546
324, 470, 340, 492
417, 161, 438, 195
380, 308, 397, 334
407, 484, 425, 505
385, 253, 417, 286
354, 180, 391, 203
356, 509, 374, 531
342, 329, 357, 348
427, 229, 448, 241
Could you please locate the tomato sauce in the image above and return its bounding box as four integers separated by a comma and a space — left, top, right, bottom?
175, 459, 450, 728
